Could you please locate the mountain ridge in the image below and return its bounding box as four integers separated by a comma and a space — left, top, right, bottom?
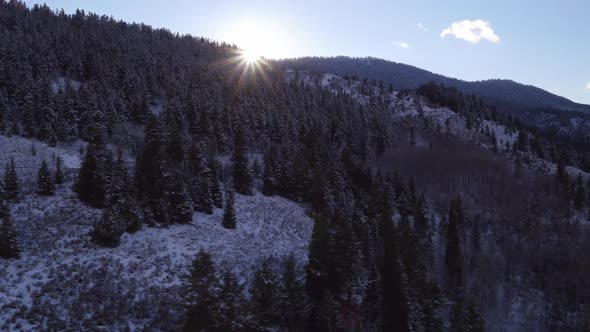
273, 56, 590, 114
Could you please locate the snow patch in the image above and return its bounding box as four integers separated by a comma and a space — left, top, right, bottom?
50, 77, 81, 93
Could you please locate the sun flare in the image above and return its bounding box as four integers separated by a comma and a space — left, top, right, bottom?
225, 18, 293, 60
242, 49, 261, 63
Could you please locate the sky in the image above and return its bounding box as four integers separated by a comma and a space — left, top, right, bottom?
24, 0, 590, 104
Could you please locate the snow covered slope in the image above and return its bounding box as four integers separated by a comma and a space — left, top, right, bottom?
287, 70, 588, 178
0, 136, 313, 331
0, 136, 81, 194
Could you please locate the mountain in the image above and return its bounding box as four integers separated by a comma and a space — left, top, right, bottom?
2, 2, 590, 332
274, 56, 590, 114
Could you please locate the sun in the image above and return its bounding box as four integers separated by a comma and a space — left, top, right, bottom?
225, 18, 293, 60
242, 49, 262, 64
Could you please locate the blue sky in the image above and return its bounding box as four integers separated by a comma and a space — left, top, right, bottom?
25, 0, 590, 104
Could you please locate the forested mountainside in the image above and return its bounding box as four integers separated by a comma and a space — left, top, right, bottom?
1, 1, 590, 331
274, 56, 590, 114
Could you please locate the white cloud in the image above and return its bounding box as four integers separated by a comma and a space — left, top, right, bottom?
415, 22, 428, 32
440, 19, 500, 43
394, 41, 410, 49
586, 82, 590, 91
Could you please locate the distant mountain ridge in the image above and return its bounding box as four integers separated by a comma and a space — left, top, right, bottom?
274, 56, 590, 114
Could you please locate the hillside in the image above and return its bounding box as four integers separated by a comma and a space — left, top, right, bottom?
274, 56, 590, 114
0, 136, 313, 331
1, 2, 590, 332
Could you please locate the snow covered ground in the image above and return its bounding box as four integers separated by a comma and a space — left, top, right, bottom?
0, 136, 314, 331
0, 135, 81, 194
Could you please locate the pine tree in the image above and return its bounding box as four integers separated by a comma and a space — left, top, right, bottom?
281, 254, 306, 329
54, 156, 64, 185
362, 266, 381, 331
471, 217, 481, 254
449, 298, 485, 332
167, 173, 193, 225
445, 198, 464, 290
491, 131, 498, 153
252, 158, 261, 177
120, 198, 143, 233
91, 208, 124, 248
327, 214, 358, 297
109, 150, 143, 232
414, 194, 429, 239
449, 299, 467, 332
209, 157, 223, 209
3, 158, 19, 202
381, 218, 410, 332
37, 160, 55, 196
249, 257, 282, 330
306, 214, 330, 305
222, 188, 236, 229
77, 142, 111, 208
232, 130, 252, 195
185, 250, 219, 332
574, 174, 585, 210
216, 270, 247, 331
466, 301, 485, 332
262, 147, 277, 196
556, 154, 569, 187
398, 213, 421, 277
0, 204, 19, 259
407, 176, 417, 208
188, 141, 213, 214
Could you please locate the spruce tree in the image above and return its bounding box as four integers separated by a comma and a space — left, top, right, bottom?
216, 270, 247, 331
445, 198, 464, 290
209, 157, 223, 209
249, 258, 282, 330
262, 147, 277, 196
185, 250, 219, 331
252, 158, 261, 177
362, 266, 381, 331
0, 205, 19, 259
54, 156, 64, 185
37, 160, 55, 196
120, 198, 143, 233
188, 141, 213, 214
381, 218, 410, 332
449, 299, 467, 332
471, 217, 481, 254
449, 298, 485, 332
407, 176, 417, 208
281, 254, 306, 329
306, 213, 339, 331
232, 130, 252, 195
3, 158, 19, 202
466, 301, 485, 332
556, 154, 569, 187
306, 214, 330, 304
77, 142, 110, 208
327, 214, 358, 297
413, 194, 429, 239
91, 208, 124, 248
574, 174, 585, 210
222, 188, 236, 229
165, 168, 194, 225
109, 149, 143, 232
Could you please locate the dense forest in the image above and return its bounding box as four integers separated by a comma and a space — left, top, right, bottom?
1, 1, 590, 331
